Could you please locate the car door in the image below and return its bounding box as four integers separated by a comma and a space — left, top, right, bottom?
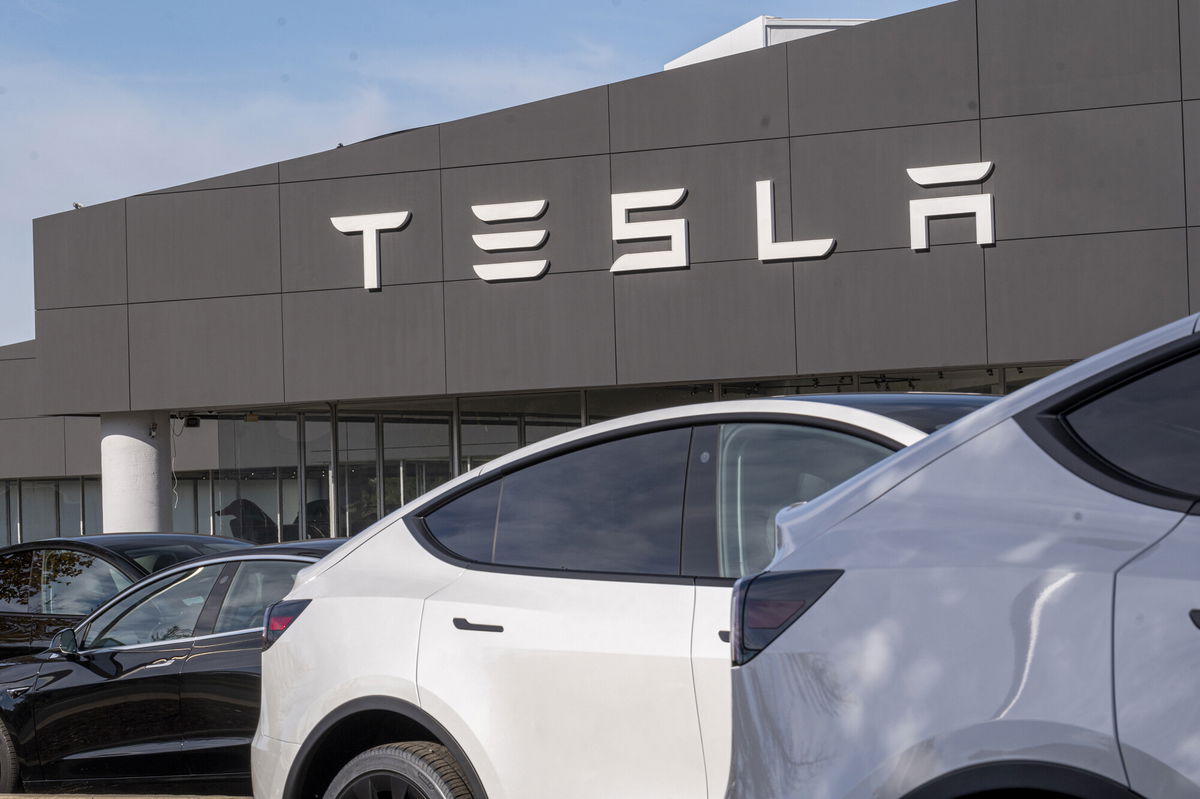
685, 422, 897, 799
417, 427, 707, 799
179, 557, 313, 779
32, 563, 224, 783
28, 548, 136, 652
0, 550, 37, 657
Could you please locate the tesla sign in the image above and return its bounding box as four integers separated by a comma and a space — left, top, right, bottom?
332, 161, 995, 289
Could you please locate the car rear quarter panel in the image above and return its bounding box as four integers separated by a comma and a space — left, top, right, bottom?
257, 518, 462, 746
731, 418, 1185, 799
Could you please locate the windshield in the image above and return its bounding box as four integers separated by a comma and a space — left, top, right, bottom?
796, 394, 999, 434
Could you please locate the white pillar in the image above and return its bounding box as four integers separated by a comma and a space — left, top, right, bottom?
100, 411, 172, 532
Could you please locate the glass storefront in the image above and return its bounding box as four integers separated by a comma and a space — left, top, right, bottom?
0, 361, 1072, 545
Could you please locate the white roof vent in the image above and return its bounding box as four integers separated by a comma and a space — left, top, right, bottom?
665, 16, 870, 70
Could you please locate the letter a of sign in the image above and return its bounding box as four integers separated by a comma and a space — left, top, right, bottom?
330, 212, 412, 291
611, 189, 688, 273
907, 162, 994, 251
755, 180, 835, 261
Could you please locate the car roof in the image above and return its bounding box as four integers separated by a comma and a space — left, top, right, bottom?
1, 533, 250, 552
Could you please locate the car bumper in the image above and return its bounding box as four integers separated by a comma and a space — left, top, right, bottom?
252, 731, 300, 799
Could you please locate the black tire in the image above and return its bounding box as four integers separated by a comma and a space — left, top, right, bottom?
322, 742, 473, 799
0, 722, 19, 792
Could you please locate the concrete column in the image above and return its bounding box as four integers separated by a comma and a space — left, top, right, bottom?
101, 411, 172, 532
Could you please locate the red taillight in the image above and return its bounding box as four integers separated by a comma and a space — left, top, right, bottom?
731, 570, 842, 666
262, 599, 311, 651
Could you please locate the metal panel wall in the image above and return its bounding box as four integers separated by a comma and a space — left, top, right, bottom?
21, 0, 1200, 422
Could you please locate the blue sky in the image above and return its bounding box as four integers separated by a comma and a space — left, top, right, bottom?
0, 0, 945, 345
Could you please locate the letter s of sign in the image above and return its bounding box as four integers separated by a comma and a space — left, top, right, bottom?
610, 189, 689, 273
330, 211, 412, 291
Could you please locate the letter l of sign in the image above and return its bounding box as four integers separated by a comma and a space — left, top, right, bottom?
755, 181, 835, 261
330, 212, 412, 291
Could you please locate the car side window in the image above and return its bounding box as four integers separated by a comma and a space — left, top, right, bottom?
82, 565, 223, 650
715, 423, 893, 578
0, 552, 36, 613
424, 428, 692, 575
36, 549, 134, 616
493, 428, 691, 574
213, 560, 307, 634
424, 481, 501, 562
1064, 349, 1200, 498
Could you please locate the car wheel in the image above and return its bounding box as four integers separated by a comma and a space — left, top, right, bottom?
323, 742, 473, 799
0, 722, 19, 792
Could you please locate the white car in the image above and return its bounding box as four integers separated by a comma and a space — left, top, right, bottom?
728, 313, 1200, 799
252, 394, 994, 799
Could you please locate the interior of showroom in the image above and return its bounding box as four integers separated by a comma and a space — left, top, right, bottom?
1, 0, 1195, 543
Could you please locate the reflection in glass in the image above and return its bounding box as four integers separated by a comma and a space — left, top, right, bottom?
586, 384, 712, 424
303, 416, 333, 539
338, 416, 378, 536
212, 416, 300, 543
460, 393, 581, 471
1, 481, 14, 546
716, 424, 892, 578
493, 428, 690, 574
856, 368, 1001, 395
59, 480, 82, 537
21, 481, 57, 541
383, 409, 452, 513
83, 478, 102, 535
722, 376, 855, 399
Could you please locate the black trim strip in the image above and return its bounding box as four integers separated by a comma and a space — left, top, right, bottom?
193, 562, 240, 638
1015, 331, 1200, 514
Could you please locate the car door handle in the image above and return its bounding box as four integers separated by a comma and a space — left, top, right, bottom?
453, 617, 504, 633
718, 630, 730, 643
1191, 610, 1200, 630
5, 686, 29, 698
146, 657, 183, 669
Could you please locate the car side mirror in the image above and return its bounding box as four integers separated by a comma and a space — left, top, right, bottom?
54, 628, 80, 659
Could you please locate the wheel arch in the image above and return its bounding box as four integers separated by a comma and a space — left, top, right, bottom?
898, 760, 1143, 799
283, 696, 488, 799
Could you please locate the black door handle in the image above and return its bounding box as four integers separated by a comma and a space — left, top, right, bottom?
453, 617, 503, 633
718, 630, 730, 643
1190, 610, 1200, 630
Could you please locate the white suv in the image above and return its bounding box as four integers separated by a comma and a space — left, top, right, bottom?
252, 395, 992, 799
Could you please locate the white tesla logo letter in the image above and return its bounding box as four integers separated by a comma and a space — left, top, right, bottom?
908, 162, 994, 251
611, 188, 688, 273
755, 180, 835, 262
330, 212, 411, 291
470, 199, 550, 282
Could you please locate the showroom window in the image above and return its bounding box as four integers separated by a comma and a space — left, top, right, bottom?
1064, 349, 1200, 497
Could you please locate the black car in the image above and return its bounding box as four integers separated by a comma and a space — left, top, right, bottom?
0, 534, 253, 658
0, 538, 344, 793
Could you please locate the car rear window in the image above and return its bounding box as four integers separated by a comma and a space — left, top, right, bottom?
104, 538, 251, 573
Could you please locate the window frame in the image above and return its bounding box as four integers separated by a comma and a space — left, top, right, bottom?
409, 412, 908, 584
1016, 332, 1200, 514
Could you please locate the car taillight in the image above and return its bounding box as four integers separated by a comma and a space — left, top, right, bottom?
731, 570, 842, 666
262, 599, 311, 651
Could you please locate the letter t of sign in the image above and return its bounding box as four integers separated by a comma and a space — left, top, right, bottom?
330, 211, 412, 291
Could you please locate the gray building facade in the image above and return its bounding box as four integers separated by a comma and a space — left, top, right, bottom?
2, 0, 1195, 542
